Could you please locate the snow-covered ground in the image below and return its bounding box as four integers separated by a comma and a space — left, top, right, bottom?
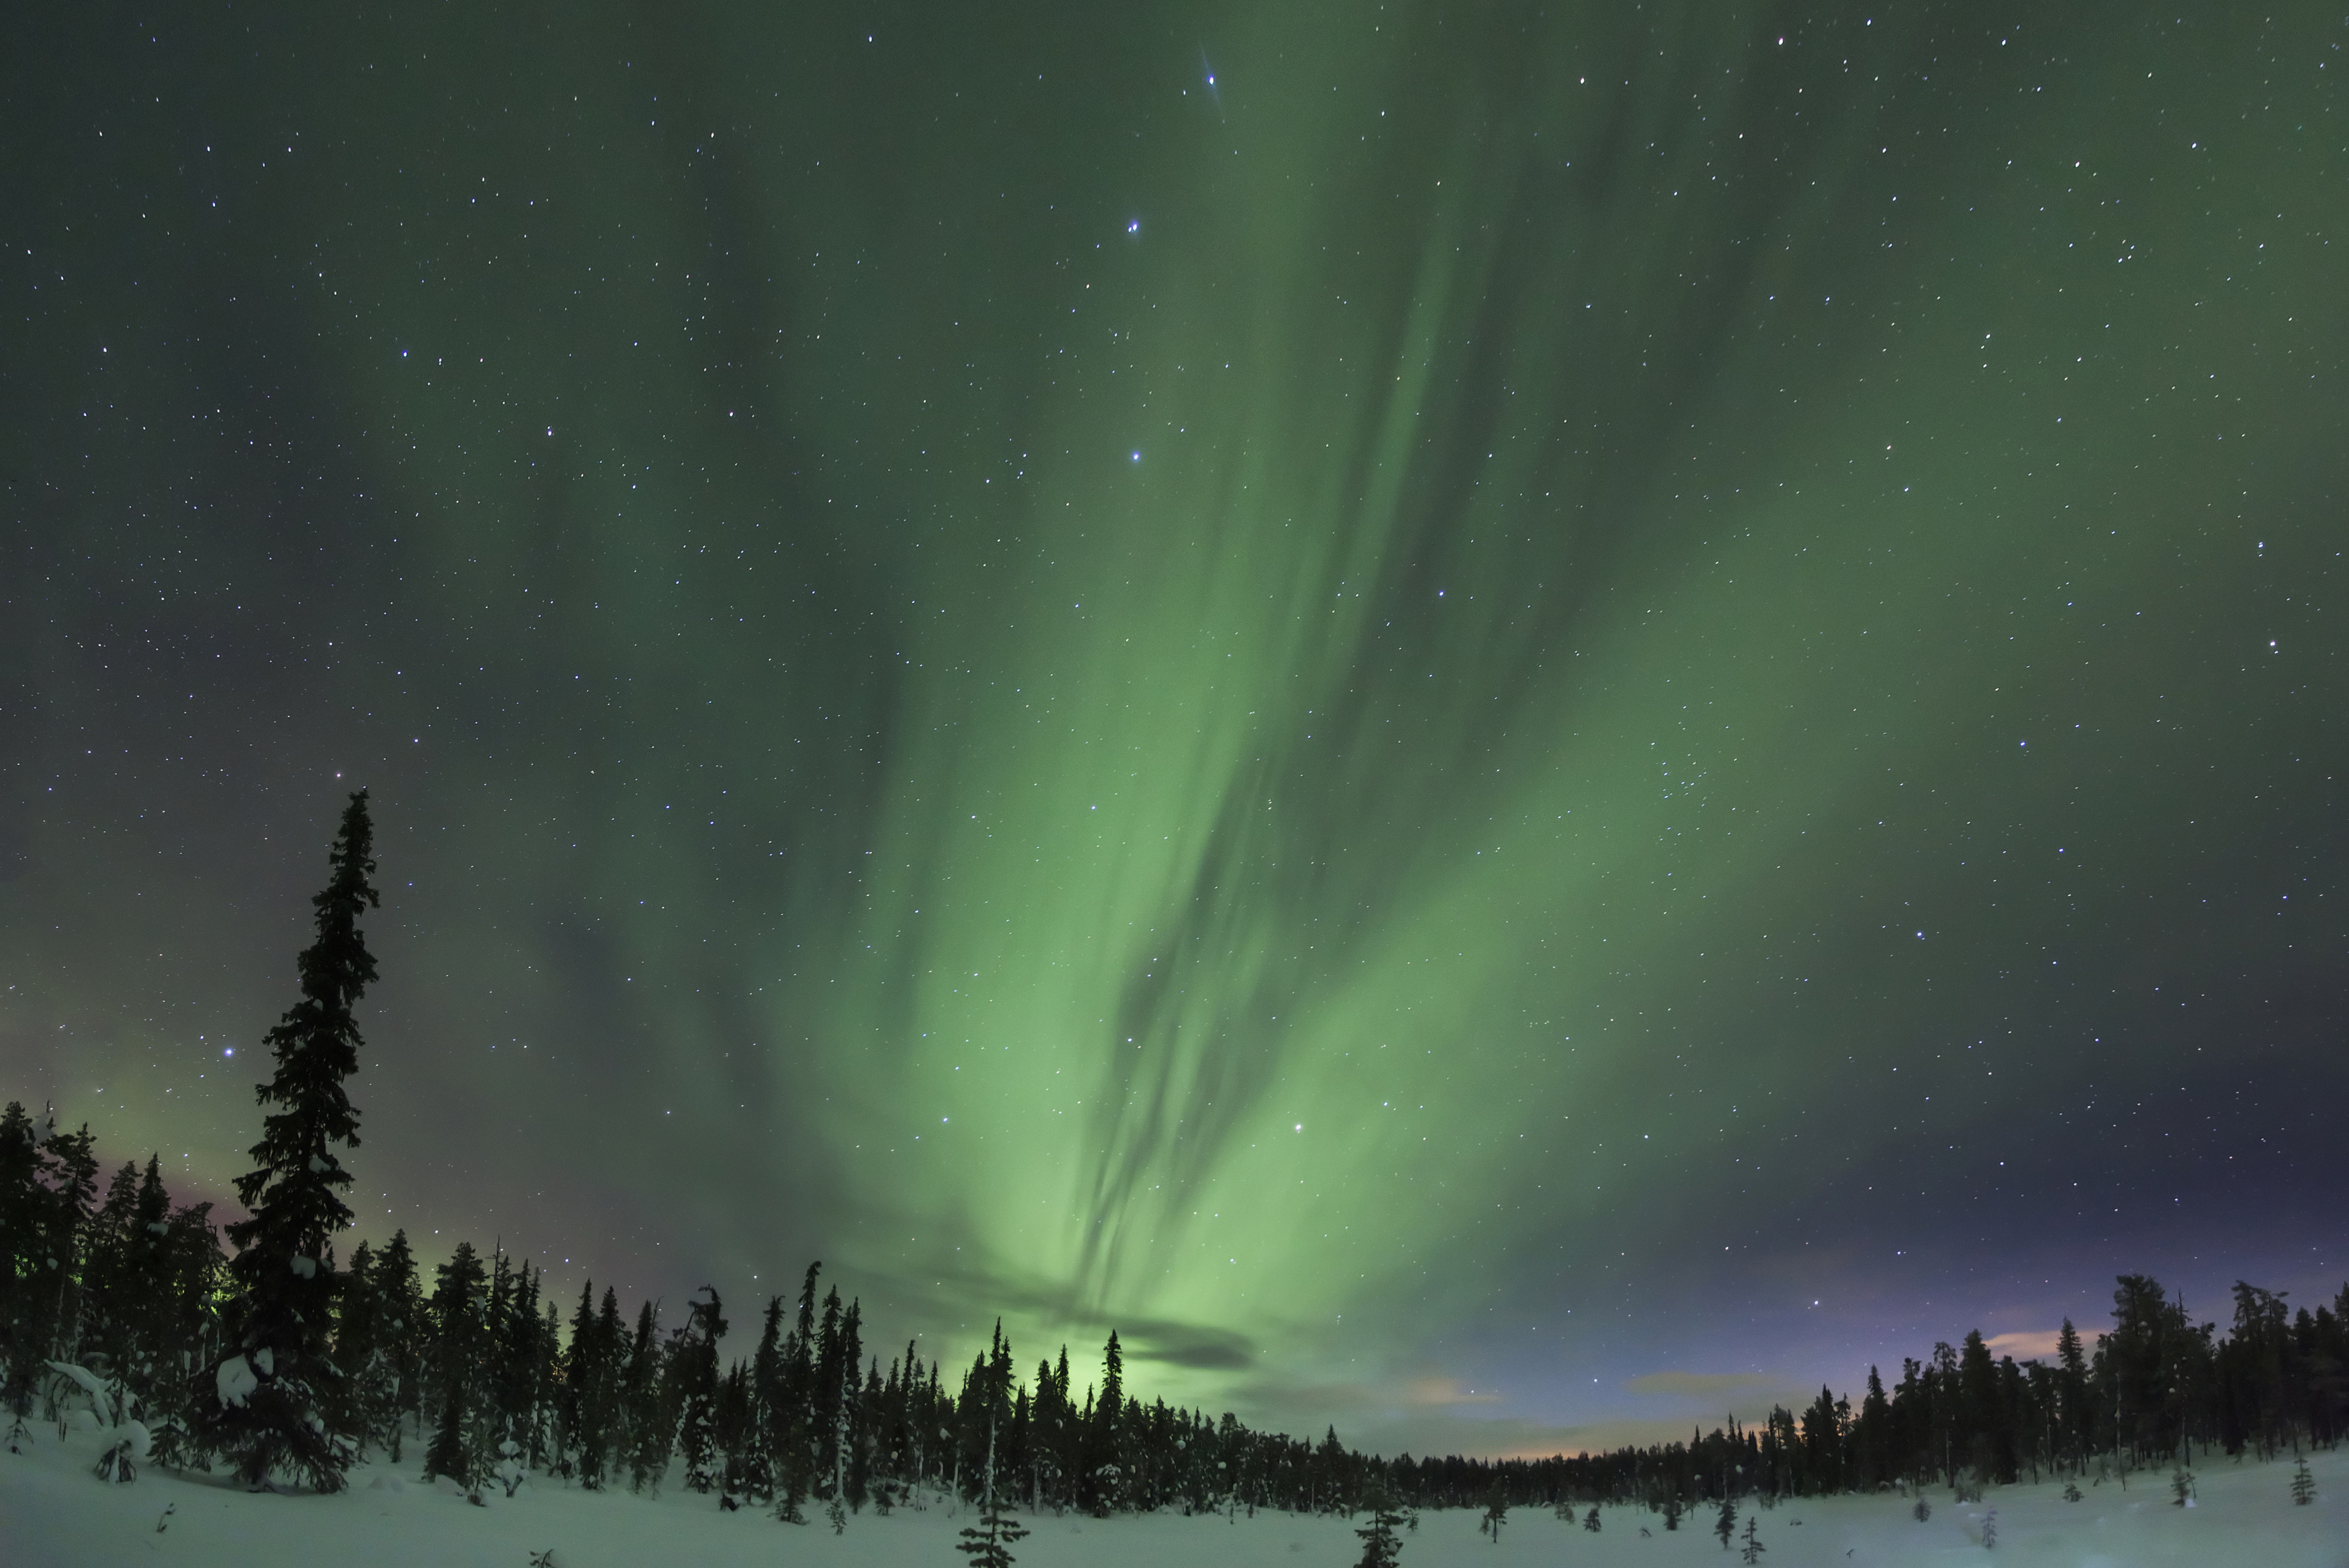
4, 1415, 2343, 1568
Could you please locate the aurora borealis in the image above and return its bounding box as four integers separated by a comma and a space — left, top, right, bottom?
3, 2, 2343, 1457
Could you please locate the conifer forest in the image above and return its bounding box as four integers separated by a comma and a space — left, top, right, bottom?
6, 1092, 2346, 1521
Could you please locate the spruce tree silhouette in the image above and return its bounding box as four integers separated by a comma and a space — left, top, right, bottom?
957, 1321, 1028, 1568
1353, 1489, 1405, 1567
422, 1242, 489, 1493
199, 791, 378, 1491
1478, 1475, 1508, 1541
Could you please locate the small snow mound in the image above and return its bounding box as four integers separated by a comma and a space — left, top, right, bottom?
68, 1408, 100, 1433
369, 1473, 407, 1493
433, 1474, 468, 1498
120, 1420, 151, 1460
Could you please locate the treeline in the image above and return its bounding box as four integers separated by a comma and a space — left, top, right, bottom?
1381, 1274, 2349, 1514
0, 1104, 1382, 1514
6, 1100, 2344, 1517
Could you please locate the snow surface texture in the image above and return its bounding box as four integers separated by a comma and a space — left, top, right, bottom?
2, 1418, 2342, 1567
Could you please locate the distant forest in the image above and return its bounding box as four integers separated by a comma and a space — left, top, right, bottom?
4, 793, 2343, 1516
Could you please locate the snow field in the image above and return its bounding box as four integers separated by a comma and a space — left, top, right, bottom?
3, 1415, 2344, 1568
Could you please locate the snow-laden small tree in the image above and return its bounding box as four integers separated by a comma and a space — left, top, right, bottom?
2291, 1456, 2315, 1506
1353, 1490, 1405, 1568
1715, 1496, 1738, 1550
196, 792, 379, 1492
1739, 1513, 1767, 1564
957, 1499, 1030, 1568
1478, 1476, 1508, 1542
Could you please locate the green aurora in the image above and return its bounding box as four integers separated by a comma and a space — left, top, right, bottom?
3, 3, 2343, 1453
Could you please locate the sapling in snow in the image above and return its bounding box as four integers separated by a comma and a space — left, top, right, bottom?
93, 1432, 140, 1483
1478, 1477, 1507, 1542
1352, 1490, 1405, 1568
49, 1360, 147, 1482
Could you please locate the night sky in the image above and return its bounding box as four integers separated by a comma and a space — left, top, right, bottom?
4, 3, 2343, 1458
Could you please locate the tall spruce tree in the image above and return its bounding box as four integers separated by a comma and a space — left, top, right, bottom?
478, 1254, 551, 1493
675, 1286, 727, 1493
1086, 1329, 1124, 1514
558, 1282, 615, 1487
423, 1241, 489, 1490
532, 1293, 564, 1473
334, 1241, 388, 1456
772, 1262, 821, 1521
2054, 1318, 2089, 1473
200, 791, 380, 1491
741, 1294, 786, 1499
370, 1229, 425, 1461
0, 1102, 47, 1417
15, 1115, 100, 1376
714, 1360, 754, 1496
622, 1297, 670, 1492
956, 1320, 1028, 1568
